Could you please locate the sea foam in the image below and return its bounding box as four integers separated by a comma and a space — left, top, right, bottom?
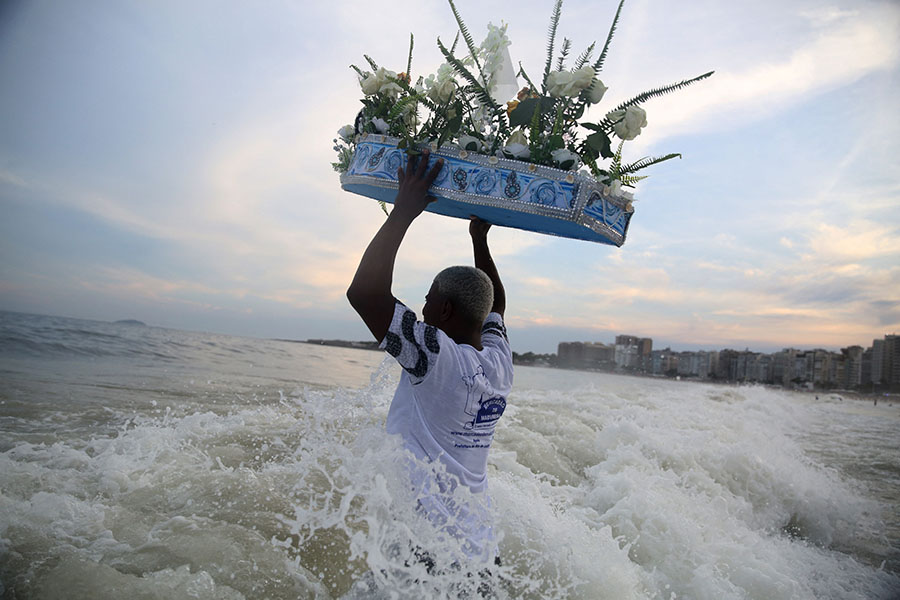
1, 350, 898, 599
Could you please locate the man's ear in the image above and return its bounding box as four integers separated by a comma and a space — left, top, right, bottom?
440, 299, 454, 322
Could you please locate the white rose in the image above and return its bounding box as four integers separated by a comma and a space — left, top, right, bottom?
359, 71, 380, 96
546, 65, 595, 97
458, 135, 481, 151
551, 148, 579, 170
545, 71, 573, 98
337, 125, 355, 142
360, 68, 402, 98
572, 65, 594, 90
376, 68, 403, 98
506, 129, 528, 146
587, 79, 608, 104
607, 179, 622, 196
424, 63, 458, 105
502, 142, 529, 159
607, 105, 647, 141
426, 78, 456, 104
371, 117, 389, 133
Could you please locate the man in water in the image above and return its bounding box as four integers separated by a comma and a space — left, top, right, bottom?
346, 150, 511, 565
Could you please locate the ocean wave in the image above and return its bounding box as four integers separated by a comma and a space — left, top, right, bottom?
1, 314, 898, 598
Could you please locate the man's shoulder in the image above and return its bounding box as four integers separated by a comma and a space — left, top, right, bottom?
481, 313, 508, 342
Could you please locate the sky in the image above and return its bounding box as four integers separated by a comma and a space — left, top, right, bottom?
1, 0, 898, 354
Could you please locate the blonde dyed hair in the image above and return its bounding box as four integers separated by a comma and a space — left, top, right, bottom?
433, 266, 493, 324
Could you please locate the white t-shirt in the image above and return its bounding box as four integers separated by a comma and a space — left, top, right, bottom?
379, 300, 513, 555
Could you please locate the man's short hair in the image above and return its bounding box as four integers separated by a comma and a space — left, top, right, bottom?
433, 266, 494, 325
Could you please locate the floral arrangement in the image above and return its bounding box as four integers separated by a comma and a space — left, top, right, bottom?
332, 0, 711, 208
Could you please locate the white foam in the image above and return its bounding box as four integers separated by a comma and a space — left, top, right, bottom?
1, 366, 898, 599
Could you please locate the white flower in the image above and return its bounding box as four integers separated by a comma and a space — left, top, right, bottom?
337, 125, 355, 142
502, 142, 529, 159
424, 63, 457, 104
470, 105, 490, 131
606, 105, 647, 141
604, 181, 634, 201
479, 23, 511, 81
426, 78, 456, 104
607, 179, 622, 196
506, 129, 528, 146
546, 65, 595, 98
359, 71, 379, 95
371, 117, 389, 133
551, 148, 579, 170
572, 65, 594, 89
458, 135, 481, 151
359, 68, 403, 98
587, 79, 608, 104
479, 22, 517, 102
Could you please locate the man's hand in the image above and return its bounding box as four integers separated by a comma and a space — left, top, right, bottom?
469, 217, 492, 241
393, 150, 444, 222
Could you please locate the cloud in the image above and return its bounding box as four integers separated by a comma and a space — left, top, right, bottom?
629, 2, 900, 146
804, 221, 900, 262
798, 7, 858, 27
868, 300, 900, 327
0, 170, 27, 187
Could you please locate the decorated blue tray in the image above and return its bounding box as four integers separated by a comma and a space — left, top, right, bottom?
340, 135, 632, 246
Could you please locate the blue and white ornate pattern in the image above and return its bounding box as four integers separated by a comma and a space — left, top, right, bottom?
340, 134, 633, 246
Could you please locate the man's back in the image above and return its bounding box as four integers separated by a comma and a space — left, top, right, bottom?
381, 301, 513, 492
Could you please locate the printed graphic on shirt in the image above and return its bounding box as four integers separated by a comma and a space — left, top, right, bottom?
481, 318, 508, 342
381, 302, 440, 383
461, 365, 507, 430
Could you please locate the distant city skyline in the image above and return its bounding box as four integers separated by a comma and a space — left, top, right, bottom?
548, 330, 899, 356
551, 333, 900, 392
1, 1, 898, 354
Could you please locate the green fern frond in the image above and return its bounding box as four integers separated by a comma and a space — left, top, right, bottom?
518, 63, 539, 95
437, 37, 500, 112
592, 0, 625, 73
529, 94, 544, 157
618, 174, 647, 186
619, 153, 681, 175
610, 71, 714, 113
406, 33, 414, 78
364, 55, 379, 71
543, 0, 563, 89
387, 94, 421, 122
556, 38, 572, 71
573, 42, 595, 69
610, 140, 625, 173
598, 71, 714, 131
450, 31, 460, 54
447, 0, 486, 82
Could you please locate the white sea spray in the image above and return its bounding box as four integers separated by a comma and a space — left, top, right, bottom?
0, 314, 898, 599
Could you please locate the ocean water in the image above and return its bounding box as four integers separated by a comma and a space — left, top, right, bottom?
0, 310, 898, 599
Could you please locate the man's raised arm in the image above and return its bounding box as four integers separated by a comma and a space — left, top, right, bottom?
346, 151, 443, 341
469, 218, 505, 318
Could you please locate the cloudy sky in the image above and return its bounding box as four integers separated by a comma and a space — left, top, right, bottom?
1, 0, 898, 353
